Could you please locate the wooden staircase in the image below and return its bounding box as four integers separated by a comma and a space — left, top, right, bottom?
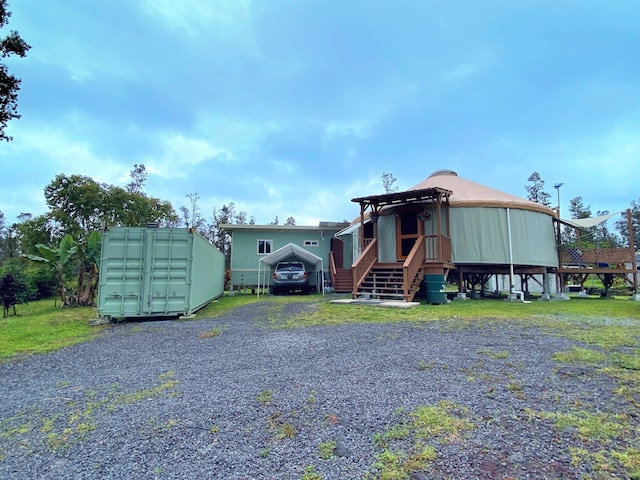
332, 268, 353, 293
406, 268, 426, 301
355, 265, 405, 301
354, 265, 427, 302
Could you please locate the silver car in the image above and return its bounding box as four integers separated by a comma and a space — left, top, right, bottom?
272, 261, 309, 294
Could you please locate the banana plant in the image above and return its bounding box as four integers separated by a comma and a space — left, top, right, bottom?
23, 234, 77, 306
74, 231, 102, 306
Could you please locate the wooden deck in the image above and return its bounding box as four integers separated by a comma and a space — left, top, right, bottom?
557, 245, 637, 291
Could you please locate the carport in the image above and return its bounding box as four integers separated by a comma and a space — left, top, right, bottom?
257, 242, 325, 296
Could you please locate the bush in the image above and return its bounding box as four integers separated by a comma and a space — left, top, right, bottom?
0, 272, 28, 316
24, 262, 57, 299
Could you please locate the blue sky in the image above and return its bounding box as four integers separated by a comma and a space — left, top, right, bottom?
1, 0, 639, 226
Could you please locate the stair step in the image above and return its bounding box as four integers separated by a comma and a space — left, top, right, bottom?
354, 293, 405, 300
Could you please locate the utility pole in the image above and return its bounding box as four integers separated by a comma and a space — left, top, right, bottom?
553, 183, 564, 217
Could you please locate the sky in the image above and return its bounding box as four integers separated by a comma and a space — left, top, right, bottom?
1, 0, 639, 227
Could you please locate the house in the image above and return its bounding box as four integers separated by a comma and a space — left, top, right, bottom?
335, 170, 560, 301
223, 222, 349, 293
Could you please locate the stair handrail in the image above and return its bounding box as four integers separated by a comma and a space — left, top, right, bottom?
403, 236, 426, 299
329, 251, 337, 276
328, 251, 337, 288
352, 238, 378, 295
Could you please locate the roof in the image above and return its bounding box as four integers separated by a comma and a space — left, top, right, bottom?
409, 170, 556, 215
259, 242, 323, 267
351, 187, 452, 209
221, 222, 349, 231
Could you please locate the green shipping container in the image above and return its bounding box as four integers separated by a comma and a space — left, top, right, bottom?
425, 274, 447, 305
98, 227, 225, 320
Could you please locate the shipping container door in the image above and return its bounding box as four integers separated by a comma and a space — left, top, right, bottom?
99, 228, 146, 317
142, 230, 193, 315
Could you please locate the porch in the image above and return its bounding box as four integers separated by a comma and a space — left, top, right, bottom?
330, 187, 454, 302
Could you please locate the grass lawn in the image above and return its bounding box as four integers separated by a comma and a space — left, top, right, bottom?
0, 300, 102, 362
2, 293, 639, 362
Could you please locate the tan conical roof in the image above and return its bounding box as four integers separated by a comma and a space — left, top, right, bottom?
410, 170, 556, 216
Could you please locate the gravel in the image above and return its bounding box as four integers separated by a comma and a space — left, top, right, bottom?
0, 300, 633, 479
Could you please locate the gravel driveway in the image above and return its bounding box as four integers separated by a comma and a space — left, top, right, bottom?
0, 300, 634, 479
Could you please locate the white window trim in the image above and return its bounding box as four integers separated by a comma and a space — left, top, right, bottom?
257, 239, 273, 255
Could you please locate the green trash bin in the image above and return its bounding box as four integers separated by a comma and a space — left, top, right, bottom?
425, 274, 447, 305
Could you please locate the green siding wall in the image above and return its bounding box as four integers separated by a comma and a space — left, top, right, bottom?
229, 228, 334, 288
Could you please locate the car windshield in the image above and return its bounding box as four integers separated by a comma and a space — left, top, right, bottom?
276, 262, 304, 271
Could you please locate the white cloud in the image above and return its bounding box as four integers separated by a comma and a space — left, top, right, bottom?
442, 63, 478, 82
146, 131, 236, 179
5, 126, 127, 186
323, 119, 374, 142
196, 116, 280, 154
141, 0, 251, 38
440, 48, 497, 83
0, 184, 49, 222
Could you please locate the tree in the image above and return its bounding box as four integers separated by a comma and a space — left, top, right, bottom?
44, 174, 106, 236
206, 202, 253, 268
13, 213, 56, 256
524, 172, 551, 206
0, 210, 16, 262
44, 172, 178, 236
592, 210, 620, 248
0, 209, 6, 261
182, 192, 206, 233
0, 258, 30, 316
564, 198, 622, 248
23, 234, 77, 306
568, 196, 591, 219
285, 216, 296, 226
126, 163, 148, 194
563, 196, 592, 246
615, 199, 640, 248
0, 0, 30, 141
209, 203, 237, 264
236, 210, 249, 225
0, 273, 23, 316
270, 216, 279, 225
382, 172, 399, 194
72, 231, 101, 306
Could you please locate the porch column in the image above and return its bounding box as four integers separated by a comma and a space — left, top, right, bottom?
628, 209, 638, 293
359, 204, 366, 254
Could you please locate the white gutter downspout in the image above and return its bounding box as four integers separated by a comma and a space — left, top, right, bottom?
507, 208, 531, 304
257, 260, 261, 298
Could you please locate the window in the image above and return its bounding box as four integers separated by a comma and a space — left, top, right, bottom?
257, 239, 272, 254
304, 240, 319, 247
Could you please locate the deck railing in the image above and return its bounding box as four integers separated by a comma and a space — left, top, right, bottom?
403, 236, 426, 299
352, 238, 377, 295
424, 235, 452, 263
559, 246, 635, 268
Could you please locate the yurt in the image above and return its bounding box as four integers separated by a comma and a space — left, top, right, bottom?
337, 169, 560, 301
410, 170, 558, 271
